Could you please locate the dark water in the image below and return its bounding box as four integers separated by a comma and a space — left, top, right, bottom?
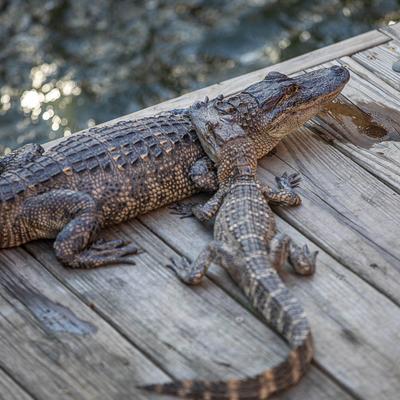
0, 0, 399, 154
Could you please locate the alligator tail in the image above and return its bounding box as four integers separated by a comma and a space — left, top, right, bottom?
139, 269, 313, 399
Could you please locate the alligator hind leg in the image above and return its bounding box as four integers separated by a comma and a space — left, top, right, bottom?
0, 144, 44, 174
20, 190, 138, 268
288, 243, 318, 276
269, 233, 317, 276
189, 156, 218, 192
269, 232, 291, 272
168, 240, 242, 285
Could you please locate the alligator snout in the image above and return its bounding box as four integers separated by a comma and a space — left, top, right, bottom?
330, 65, 350, 81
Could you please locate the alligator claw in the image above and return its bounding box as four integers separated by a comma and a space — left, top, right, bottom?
168, 202, 196, 219
275, 171, 302, 189
167, 256, 204, 285
288, 173, 302, 188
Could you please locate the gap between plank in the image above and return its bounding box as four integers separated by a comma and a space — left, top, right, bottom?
19, 244, 178, 385
264, 153, 400, 308
20, 228, 356, 400
0, 364, 39, 400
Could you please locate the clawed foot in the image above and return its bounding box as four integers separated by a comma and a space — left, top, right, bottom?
289, 244, 318, 276
65, 239, 140, 268
169, 202, 197, 219
90, 239, 140, 264
276, 172, 301, 190
91, 238, 138, 251
167, 256, 203, 285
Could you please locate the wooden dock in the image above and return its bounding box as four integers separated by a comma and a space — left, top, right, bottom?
1, 23, 400, 400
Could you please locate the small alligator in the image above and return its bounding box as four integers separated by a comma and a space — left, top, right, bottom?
140, 119, 317, 399
0, 66, 349, 268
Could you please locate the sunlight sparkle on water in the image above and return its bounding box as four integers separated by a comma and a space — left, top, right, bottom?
1, 94, 10, 104
20, 90, 44, 111
45, 88, 61, 103
14, 64, 83, 137
42, 109, 54, 120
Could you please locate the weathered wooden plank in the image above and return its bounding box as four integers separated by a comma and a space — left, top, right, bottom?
0, 246, 170, 400
352, 40, 400, 90
379, 22, 400, 41
24, 225, 354, 400
305, 57, 400, 193
138, 195, 400, 399
0, 369, 33, 400
259, 127, 400, 305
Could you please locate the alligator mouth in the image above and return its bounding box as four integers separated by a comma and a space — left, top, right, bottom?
298, 85, 343, 111
265, 82, 346, 138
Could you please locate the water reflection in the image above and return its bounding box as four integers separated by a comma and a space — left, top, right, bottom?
0, 0, 399, 153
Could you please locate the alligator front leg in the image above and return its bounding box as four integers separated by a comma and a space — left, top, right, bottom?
189, 156, 218, 192
169, 157, 218, 218
0, 144, 44, 174
169, 183, 227, 220
168, 240, 242, 285
262, 172, 302, 206
19, 190, 138, 268
191, 185, 229, 222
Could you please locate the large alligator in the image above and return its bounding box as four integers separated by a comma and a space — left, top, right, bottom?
0, 66, 349, 268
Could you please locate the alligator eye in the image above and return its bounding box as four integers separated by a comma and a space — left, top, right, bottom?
214, 102, 236, 114
286, 84, 300, 96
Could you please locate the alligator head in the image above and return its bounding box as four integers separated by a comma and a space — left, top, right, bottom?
190, 65, 350, 162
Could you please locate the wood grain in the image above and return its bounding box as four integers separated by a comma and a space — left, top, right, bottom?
0, 370, 33, 400
352, 40, 400, 90
258, 127, 400, 305
0, 246, 170, 400
380, 23, 400, 41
